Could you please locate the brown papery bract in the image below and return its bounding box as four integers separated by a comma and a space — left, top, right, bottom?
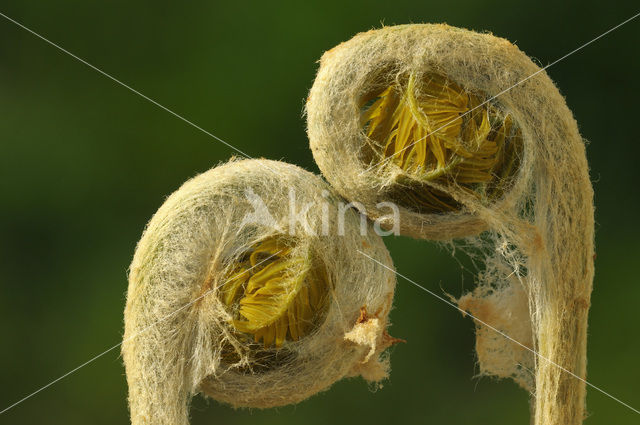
306, 24, 594, 425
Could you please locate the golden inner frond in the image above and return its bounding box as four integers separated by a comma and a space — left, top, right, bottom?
220, 238, 328, 350
360, 72, 523, 213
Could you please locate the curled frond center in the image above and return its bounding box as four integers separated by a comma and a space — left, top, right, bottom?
360, 72, 523, 213
220, 237, 329, 349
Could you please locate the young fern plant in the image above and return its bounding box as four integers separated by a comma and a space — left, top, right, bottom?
122, 159, 398, 425
306, 24, 594, 425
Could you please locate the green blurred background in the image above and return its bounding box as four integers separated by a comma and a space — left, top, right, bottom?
1, 1, 638, 424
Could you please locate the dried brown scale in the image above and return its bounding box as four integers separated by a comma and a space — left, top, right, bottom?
306, 24, 594, 425
122, 159, 398, 424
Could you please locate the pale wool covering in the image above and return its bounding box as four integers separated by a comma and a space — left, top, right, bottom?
306, 24, 594, 425
122, 159, 397, 424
